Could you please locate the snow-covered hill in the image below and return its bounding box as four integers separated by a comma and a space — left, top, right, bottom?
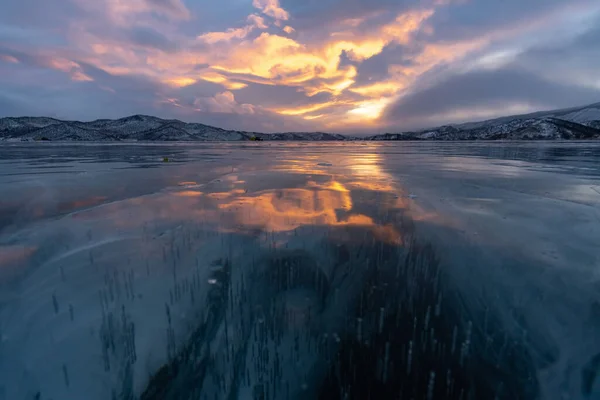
1, 102, 600, 141
369, 102, 600, 141
369, 118, 600, 141
0, 115, 345, 142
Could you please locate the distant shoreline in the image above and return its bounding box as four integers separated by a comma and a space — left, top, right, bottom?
1, 102, 600, 141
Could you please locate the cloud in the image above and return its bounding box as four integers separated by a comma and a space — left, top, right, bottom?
128, 26, 178, 52
197, 7, 435, 105
144, 0, 191, 19
234, 82, 333, 109
424, 0, 588, 43
0, 46, 95, 83
198, 13, 269, 44
510, 23, 600, 87
247, 14, 268, 29
280, 0, 415, 30
380, 7, 600, 130
0, 54, 19, 64
104, 0, 191, 22
1, 0, 600, 133
253, 0, 289, 21
193, 91, 255, 114
198, 27, 255, 44
382, 66, 600, 130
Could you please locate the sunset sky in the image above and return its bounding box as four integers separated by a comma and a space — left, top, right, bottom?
1, 0, 600, 133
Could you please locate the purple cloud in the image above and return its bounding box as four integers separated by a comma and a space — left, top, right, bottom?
0, 0, 599, 132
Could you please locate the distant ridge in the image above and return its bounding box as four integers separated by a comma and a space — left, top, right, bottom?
0, 114, 347, 142
1, 102, 600, 141
367, 102, 600, 141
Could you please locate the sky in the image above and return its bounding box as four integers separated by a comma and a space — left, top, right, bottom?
1, 0, 600, 134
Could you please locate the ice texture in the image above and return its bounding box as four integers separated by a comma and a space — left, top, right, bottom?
0, 142, 599, 399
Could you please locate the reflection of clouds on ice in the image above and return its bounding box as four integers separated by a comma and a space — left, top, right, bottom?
0, 245, 37, 268
1, 142, 600, 399
0, 150, 415, 400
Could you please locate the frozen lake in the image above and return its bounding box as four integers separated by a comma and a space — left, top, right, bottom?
1, 142, 599, 400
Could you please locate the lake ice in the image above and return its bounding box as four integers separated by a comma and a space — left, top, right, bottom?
0, 142, 599, 400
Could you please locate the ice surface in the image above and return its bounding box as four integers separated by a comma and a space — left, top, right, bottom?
0, 142, 600, 399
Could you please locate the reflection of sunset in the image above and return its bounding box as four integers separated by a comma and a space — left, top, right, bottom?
0, 246, 37, 267
57, 147, 422, 248
208, 189, 246, 199
219, 186, 353, 228
214, 179, 403, 244
168, 153, 407, 245
347, 149, 393, 181
44, 196, 111, 216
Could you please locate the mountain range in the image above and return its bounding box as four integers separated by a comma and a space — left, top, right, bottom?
368, 102, 600, 140
1, 102, 600, 141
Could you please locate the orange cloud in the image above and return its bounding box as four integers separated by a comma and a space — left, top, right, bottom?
253, 0, 289, 21
381, 9, 435, 44
303, 114, 325, 120
47, 58, 80, 72
62, 0, 498, 130
347, 98, 393, 120
199, 14, 268, 44
271, 101, 340, 116
199, 27, 255, 44
164, 77, 197, 87
248, 14, 268, 29
199, 8, 435, 105
198, 72, 248, 90
349, 81, 405, 97
45, 57, 94, 82
71, 70, 94, 82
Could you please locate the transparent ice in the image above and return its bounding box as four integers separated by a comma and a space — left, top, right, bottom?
0, 142, 599, 399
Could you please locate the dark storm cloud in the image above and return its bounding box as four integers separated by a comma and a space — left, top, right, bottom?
382, 13, 600, 130
352, 42, 420, 86
383, 67, 600, 129
514, 22, 600, 72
